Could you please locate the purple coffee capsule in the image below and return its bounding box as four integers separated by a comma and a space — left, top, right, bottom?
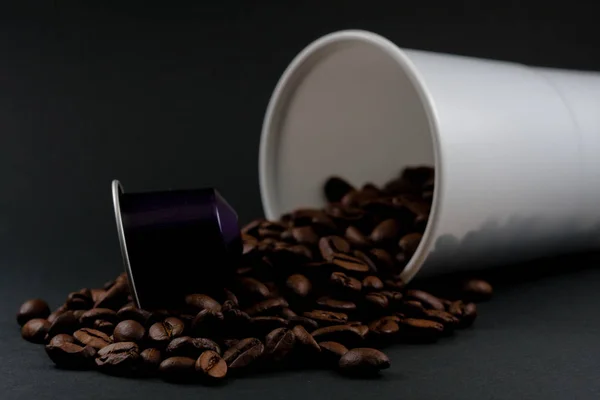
111, 180, 241, 310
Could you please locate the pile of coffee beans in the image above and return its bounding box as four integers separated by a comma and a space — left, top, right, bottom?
17, 167, 493, 383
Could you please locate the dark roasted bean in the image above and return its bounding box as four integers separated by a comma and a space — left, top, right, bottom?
116, 305, 153, 326
223, 338, 264, 369
66, 289, 93, 310
459, 302, 478, 328
96, 342, 140, 374
94, 279, 129, 310
398, 318, 444, 342
364, 293, 389, 309
196, 350, 227, 380
49, 334, 75, 347
17, 299, 50, 326
370, 219, 400, 245
47, 311, 79, 338
265, 328, 296, 361
185, 294, 222, 312
113, 320, 146, 343
324, 177, 355, 203
238, 277, 271, 300
345, 226, 371, 248
159, 356, 196, 381
316, 297, 357, 312
291, 226, 320, 245
422, 309, 459, 332
398, 233, 423, 258
251, 316, 289, 336
462, 279, 493, 302
311, 325, 363, 346
331, 253, 370, 273
166, 336, 221, 357
330, 272, 362, 292
286, 274, 312, 297
288, 316, 319, 331
139, 348, 162, 374
94, 320, 115, 335
318, 341, 348, 365
149, 317, 185, 347
79, 308, 118, 326
339, 348, 390, 375
362, 276, 384, 291
319, 236, 351, 260
303, 310, 348, 325
245, 298, 289, 316
73, 328, 111, 350
45, 342, 96, 369
406, 290, 445, 310
21, 318, 50, 343
292, 325, 320, 352
191, 309, 224, 337
368, 317, 400, 338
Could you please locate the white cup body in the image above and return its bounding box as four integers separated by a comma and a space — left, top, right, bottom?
259, 30, 600, 281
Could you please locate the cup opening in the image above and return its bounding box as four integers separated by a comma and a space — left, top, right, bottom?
260, 30, 441, 283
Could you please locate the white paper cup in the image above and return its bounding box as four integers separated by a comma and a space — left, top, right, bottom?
259, 29, 600, 281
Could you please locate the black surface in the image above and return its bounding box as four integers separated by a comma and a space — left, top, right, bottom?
2, 2, 600, 399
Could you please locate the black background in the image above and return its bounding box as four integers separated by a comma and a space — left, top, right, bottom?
2, 2, 600, 399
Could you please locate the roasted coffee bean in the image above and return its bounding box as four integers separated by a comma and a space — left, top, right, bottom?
353, 250, 378, 273
364, 292, 389, 309
288, 316, 319, 331
222, 288, 240, 306
369, 248, 396, 273
242, 219, 264, 236
166, 336, 221, 357
47, 305, 68, 324
223, 338, 264, 369
94, 278, 129, 310
339, 348, 390, 375
398, 233, 423, 258
331, 253, 370, 273
73, 328, 111, 350
330, 272, 362, 292
318, 341, 349, 365
291, 325, 320, 352
286, 274, 312, 297
79, 308, 118, 326
149, 317, 185, 346
406, 290, 445, 311
265, 328, 296, 361
159, 357, 196, 381
384, 278, 406, 290
96, 342, 140, 373
353, 324, 370, 338
379, 290, 403, 304
245, 298, 289, 316
370, 219, 400, 245
462, 279, 493, 302
251, 316, 289, 336
303, 310, 348, 325
47, 311, 79, 337
311, 325, 363, 346
398, 300, 426, 317
17, 299, 50, 326
196, 350, 227, 381
448, 300, 464, 317
113, 320, 146, 343
279, 308, 297, 319
191, 309, 224, 337
344, 226, 371, 248
362, 276, 384, 291
238, 277, 271, 300
21, 318, 50, 343
103, 279, 116, 290
290, 226, 319, 245
116, 305, 153, 326
422, 309, 459, 332
459, 302, 478, 328
319, 236, 351, 260
45, 342, 96, 369
398, 318, 444, 342
90, 289, 106, 303
94, 320, 115, 335
368, 317, 400, 338
185, 294, 222, 312
316, 297, 357, 312
49, 334, 75, 347
139, 348, 162, 373
66, 289, 93, 310
324, 176, 355, 203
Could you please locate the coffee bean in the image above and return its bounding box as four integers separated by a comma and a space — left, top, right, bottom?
238, 277, 271, 300
288, 316, 319, 331
66, 289, 93, 310
362, 276, 384, 291
279, 308, 297, 319
384, 278, 406, 290
339, 348, 390, 376
353, 324, 370, 338
364, 292, 389, 309
303, 310, 348, 325
462, 279, 493, 302
398, 300, 426, 317
330, 272, 362, 292
73, 328, 111, 350
422, 309, 459, 332
96, 342, 140, 374
196, 350, 227, 381
353, 250, 378, 273
21, 318, 50, 343
223, 338, 264, 369
166, 336, 221, 357
113, 320, 146, 343
242, 219, 264, 236
324, 177, 355, 203
448, 300, 464, 317
185, 294, 222, 312
311, 324, 364, 346
379, 290, 404, 305
245, 298, 289, 316
316, 297, 357, 312
139, 348, 162, 373
47, 311, 79, 337
398, 233, 423, 258
116, 305, 153, 326
159, 356, 196, 381
265, 328, 296, 361
149, 317, 185, 346
45, 342, 96, 369
49, 334, 75, 347
94, 320, 115, 335
47, 305, 67, 324
331, 253, 370, 273
251, 316, 289, 336
345, 226, 371, 248
94, 279, 129, 310
90, 289, 106, 303
79, 308, 118, 326
286, 274, 312, 297
319, 236, 351, 260
370, 219, 400, 245
17, 299, 50, 326
290, 226, 319, 245
459, 302, 477, 328
406, 290, 445, 311
368, 317, 400, 338
291, 325, 320, 353
398, 318, 444, 342
318, 341, 348, 365
103, 279, 116, 290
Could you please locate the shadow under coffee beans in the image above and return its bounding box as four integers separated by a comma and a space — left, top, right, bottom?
17, 166, 492, 382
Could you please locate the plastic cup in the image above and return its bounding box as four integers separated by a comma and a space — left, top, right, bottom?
259, 29, 600, 281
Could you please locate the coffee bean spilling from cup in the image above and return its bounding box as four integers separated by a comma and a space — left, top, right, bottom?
17, 166, 493, 382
